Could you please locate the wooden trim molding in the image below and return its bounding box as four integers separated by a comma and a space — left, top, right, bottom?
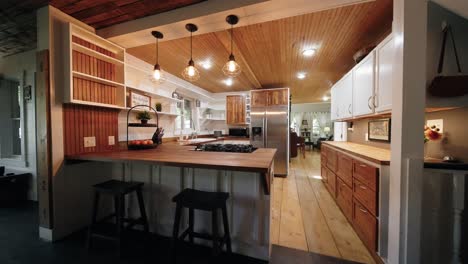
36, 50, 53, 228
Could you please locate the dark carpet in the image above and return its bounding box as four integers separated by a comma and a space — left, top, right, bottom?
0, 201, 266, 264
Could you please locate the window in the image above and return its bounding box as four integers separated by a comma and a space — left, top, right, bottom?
312, 119, 320, 137
175, 98, 194, 134
0, 78, 24, 160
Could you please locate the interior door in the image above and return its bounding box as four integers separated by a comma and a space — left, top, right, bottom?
352, 51, 375, 117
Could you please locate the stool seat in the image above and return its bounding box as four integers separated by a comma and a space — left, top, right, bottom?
93, 180, 144, 195
172, 188, 229, 210
87, 180, 149, 257
172, 188, 232, 262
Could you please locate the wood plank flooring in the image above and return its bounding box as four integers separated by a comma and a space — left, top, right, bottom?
271, 150, 375, 264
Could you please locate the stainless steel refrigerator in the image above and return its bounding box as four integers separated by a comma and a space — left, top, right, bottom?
250, 89, 289, 176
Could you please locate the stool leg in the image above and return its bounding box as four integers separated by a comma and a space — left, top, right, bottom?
172, 204, 182, 263
87, 191, 100, 251
212, 209, 219, 256
136, 189, 149, 232
221, 205, 232, 253
188, 208, 194, 244
115, 196, 122, 257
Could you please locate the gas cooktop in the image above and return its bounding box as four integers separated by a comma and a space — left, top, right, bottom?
194, 144, 257, 153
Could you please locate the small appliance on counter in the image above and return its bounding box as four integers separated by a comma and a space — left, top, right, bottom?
214, 131, 223, 138
194, 144, 257, 153
229, 128, 249, 138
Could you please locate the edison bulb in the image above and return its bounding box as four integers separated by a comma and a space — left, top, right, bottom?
188, 66, 195, 76
228, 60, 236, 72
153, 69, 161, 80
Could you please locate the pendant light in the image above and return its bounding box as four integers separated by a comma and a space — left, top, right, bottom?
181, 23, 200, 82
222, 15, 241, 77
150, 31, 165, 84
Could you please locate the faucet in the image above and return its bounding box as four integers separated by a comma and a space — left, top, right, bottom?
190, 131, 198, 139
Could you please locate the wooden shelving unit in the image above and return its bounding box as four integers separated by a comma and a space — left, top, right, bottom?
64, 23, 126, 109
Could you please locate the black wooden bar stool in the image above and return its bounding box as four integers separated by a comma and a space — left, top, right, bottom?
171, 188, 232, 261
87, 180, 149, 255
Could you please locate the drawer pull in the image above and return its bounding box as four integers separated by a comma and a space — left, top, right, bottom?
358, 206, 368, 214
359, 164, 367, 168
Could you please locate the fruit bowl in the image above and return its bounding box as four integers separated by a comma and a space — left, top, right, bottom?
127, 140, 158, 150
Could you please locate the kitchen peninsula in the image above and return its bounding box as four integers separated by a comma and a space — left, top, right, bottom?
66, 143, 276, 260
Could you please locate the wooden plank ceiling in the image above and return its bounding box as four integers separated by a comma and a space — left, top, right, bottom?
0, 0, 205, 56
127, 0, 393, 103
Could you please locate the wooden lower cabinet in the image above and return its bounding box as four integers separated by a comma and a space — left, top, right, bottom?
336, 177, 353, 221
353, 179, 378, 216
353, 159, 378, 191
321, 165, 328, 184
326, 168, 336, 198
353, 198, 377, 251
321, 145, 380, 257
337, 153, 353, 187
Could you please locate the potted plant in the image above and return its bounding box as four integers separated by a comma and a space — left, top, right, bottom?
136, 111, 151, 124
155, 102, 162, 112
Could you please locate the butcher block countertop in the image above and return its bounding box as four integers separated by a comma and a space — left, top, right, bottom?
322, 141, 391, 165
66, 144, 277, 173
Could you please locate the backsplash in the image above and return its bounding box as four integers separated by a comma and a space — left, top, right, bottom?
346, 118, 391, 150
425, 107, 468, 162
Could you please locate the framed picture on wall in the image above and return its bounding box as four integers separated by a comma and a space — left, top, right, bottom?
368, 118, 391, 142
128, 90, 151, 108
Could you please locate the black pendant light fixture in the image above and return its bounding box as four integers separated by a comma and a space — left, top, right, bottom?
151, 31, 165, 84
181, 23, 200, 82
222, 15, 241, 77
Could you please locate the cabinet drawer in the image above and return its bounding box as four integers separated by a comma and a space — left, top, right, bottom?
326, 148, 337, 172
353, 179, 377, 216
326, 169, 336, 198
353, 160, 378, 191
353, 199, 377, 251
337, 153, 353, 187
321, 165, 328, 184
336, 177, 352, 221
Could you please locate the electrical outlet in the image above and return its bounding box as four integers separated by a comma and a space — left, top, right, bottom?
84, 136, 96, 148
108, 136, 115, 146
426, 119, 443, 133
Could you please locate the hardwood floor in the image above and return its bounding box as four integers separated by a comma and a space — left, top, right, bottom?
271, 150, 375, 264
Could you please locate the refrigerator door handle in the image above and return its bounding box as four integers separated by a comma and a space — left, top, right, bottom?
264, 113, 268, 147
263, 115, 266, 147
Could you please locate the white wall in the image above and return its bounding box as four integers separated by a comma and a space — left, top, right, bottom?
291, 102, 330, 113
0, 49, 38, 201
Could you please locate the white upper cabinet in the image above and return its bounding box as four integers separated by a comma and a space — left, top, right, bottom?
339, 72, 353, 119
375, 35, 394, 113
331, 84, 339, 121
352, 51, 375, 117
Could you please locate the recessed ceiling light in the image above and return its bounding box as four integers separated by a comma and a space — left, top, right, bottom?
224, 78, 233, 86
200, 60, 212, 69
322, 96, 329, 101
297, 72, 306, 79
302, 49, 316, 57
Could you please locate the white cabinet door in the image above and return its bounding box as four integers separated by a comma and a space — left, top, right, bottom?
339, 72, 353, 119
375, 35, 393, 112
331, 85, 338, 121
352, 51, 375, 117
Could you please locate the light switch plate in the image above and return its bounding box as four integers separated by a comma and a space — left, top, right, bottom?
108, 136, 115, 146
84, 136, 96, 148
426, 119, 443, 133
365, 133, 369, 141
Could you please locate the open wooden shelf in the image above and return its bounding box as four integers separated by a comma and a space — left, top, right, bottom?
66, 100, 126, 110
72, 43, 124, 66
73, 71, 124, 87
125, 107, 180, 116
